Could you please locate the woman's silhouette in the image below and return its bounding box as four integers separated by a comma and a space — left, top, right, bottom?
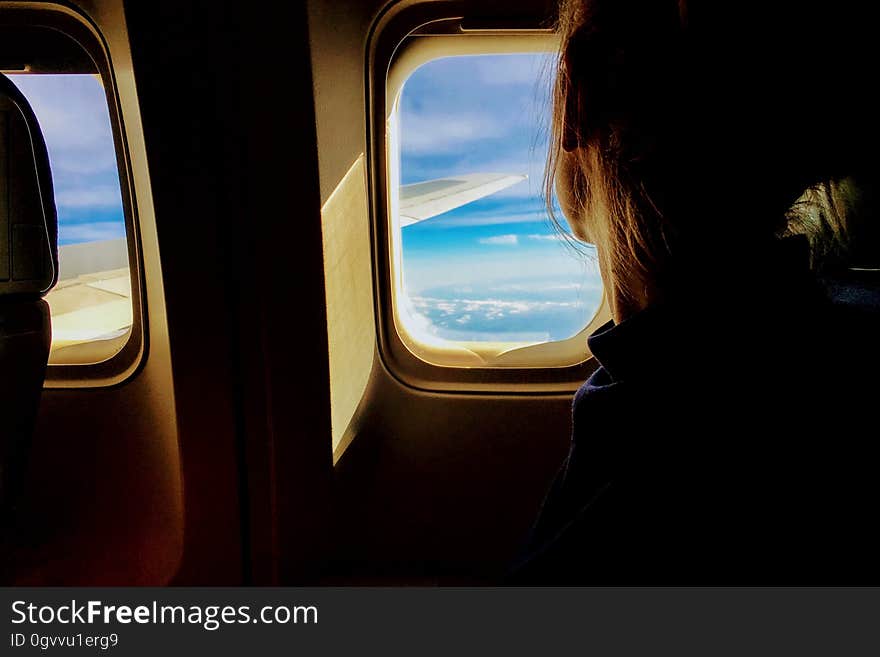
513, 0, 880, 583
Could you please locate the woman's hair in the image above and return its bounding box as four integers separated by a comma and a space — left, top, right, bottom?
546, 0, 876, 303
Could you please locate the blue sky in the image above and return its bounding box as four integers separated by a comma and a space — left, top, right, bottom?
9, 74, 126, 246
399, 54, 602, 342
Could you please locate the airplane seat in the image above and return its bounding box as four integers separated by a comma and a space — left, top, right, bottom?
0, 73, 59, 521
786, 176, 880, 314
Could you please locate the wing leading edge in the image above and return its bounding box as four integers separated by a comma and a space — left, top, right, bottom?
45, 238, 133, 352
399, 172, 526, 226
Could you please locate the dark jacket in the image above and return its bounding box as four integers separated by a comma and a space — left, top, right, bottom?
512, 238, 880, 584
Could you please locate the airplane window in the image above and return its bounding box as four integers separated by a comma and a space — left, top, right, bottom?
390, 52, 602, 367
7, 74, 132, 364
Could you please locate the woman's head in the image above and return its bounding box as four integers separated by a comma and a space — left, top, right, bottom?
547, 0, 876, 315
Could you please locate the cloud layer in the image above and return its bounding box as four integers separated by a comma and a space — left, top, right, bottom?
478, 234, 519, 246
405, 278, 602, 343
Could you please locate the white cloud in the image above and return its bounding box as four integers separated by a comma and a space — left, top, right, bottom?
59, 221, 126, 245
474, 54, 555, 87
55, 186, 123, 209
11, 77, 117, 165
8, 75, 125, 221
490, 281, 584, 292
52, 151, 119, 176
401, 113, 508, 154
527, 233, 564, 242
405, 277, 604, 342
478, 234, 519, 246
413, 296, 579, 315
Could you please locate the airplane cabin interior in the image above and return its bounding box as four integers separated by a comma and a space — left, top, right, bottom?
0, 0, 877, 586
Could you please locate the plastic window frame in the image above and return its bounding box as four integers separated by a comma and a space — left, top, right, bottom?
368, 2, 608, 394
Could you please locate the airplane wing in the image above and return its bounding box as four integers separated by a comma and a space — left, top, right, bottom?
45, 238, 133, 352
399, 172, 526, 227
46, 267, 132, 350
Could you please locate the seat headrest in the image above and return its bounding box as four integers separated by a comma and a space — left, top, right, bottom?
0, 73, 58, 299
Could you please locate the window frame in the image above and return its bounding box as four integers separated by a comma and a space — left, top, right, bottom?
1, 3, 146, 387
368, 2, 608, 393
